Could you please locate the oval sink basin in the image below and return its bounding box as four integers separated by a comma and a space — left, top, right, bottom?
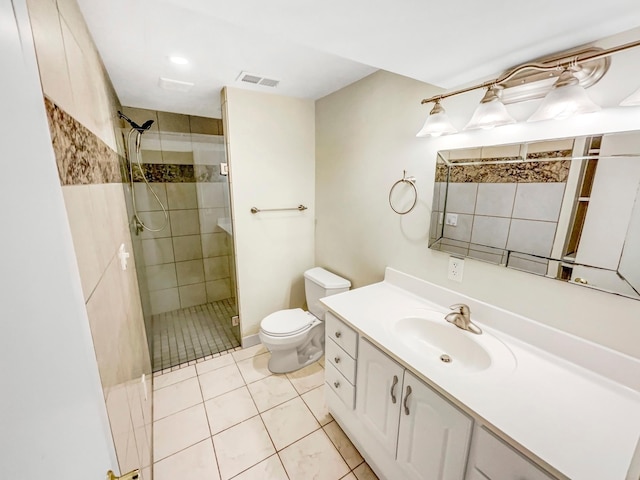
391, 316, 515, 375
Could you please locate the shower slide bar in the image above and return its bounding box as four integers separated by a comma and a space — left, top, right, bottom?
250, 204, 308, 214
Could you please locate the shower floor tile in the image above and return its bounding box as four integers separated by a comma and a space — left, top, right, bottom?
152, 299, 240, 372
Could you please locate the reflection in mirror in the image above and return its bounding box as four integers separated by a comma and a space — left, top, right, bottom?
430, 131, 640, 300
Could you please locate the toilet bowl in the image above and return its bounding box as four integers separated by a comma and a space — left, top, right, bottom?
259, 267, 350, 373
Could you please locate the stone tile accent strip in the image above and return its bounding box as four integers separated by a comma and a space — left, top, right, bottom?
44, 97, 124, 185
436, 155, 571, 184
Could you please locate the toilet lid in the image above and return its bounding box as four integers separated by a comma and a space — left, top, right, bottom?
261, 308, 315, 336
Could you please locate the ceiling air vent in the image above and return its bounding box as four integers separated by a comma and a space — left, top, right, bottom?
237, 71, 280, 88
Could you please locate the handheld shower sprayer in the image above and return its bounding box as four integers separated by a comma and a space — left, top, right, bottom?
118, 111, 154, 133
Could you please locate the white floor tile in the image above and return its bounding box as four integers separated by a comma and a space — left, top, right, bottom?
286, 362, 325, 394
153, 439, 220, 480
236, 352, 272, 384
261, 397, 320, 450
323, 421, 363, 469
153, 404, 210, 461
196, 353, 235, 376
353, 463, 378, 480
153, 365, 196, 390
232, 343, 269, 362
153, 377, 203, 421
318, 355, 325, 368
212, 416, 275, 480
204, 386, 258, 435
247, 375, 298, 412
279, 429, 350, 480
199, 363, 245, 400
231, 454, 288, 480
301, 385, 333, 426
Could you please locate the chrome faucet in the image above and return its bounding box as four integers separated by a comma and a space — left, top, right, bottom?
445, 304, 482, 335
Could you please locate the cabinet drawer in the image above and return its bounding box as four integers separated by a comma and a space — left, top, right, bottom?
326, 339, 356, 384
325, 363, 355, 409
325, 312, 358, 357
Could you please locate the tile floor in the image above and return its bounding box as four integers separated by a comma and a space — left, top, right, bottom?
152, 344, 379, 480
152, 299, 240, 371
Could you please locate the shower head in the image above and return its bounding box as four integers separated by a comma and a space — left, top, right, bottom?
118, 111, 154, 133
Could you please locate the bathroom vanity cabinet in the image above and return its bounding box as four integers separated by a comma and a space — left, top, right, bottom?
324, 313, 557, 480
325, 313, 473, 480
356, 338, 472, 480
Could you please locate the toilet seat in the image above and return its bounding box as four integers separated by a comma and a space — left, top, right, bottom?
261, 308, 317, 337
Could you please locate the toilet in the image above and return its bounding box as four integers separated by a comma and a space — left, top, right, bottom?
259, 267, 351, 373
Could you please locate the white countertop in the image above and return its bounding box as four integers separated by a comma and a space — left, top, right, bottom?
320, 269, 640, 480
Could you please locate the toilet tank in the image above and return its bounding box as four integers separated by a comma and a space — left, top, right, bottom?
304, 267, 351, 319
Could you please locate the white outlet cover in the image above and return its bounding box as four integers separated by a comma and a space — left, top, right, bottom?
445, 213, 458, 226
448, 256, 464, 282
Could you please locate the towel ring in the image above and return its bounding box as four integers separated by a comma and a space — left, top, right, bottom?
389, 170, 417, 215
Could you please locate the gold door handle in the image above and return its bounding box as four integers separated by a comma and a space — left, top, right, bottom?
107, 469, 140, 480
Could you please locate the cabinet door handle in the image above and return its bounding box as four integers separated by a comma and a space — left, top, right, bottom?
335, 331, 342, 338
404, 385, 412, 415
334, 356, 341, 364
334, 380, 340, 389
390, 375, 398, 404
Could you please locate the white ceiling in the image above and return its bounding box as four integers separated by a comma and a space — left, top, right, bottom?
77, 0, 640, 118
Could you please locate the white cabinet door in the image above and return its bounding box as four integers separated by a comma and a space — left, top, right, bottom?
356, 338, 404, 455
397, 371, 472, 480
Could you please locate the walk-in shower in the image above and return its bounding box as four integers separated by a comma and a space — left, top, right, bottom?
119, 108, 240, 372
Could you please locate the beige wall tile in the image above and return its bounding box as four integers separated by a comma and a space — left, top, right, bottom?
167, 183, 197, 210
176, 260, 205, 286
142, 238, 175, 266
179, 283, 207, 308
150, 288, 180, 315
26, 0, 74, 113
189, 115, 220, 135
157, 111, 190, 133
203, 256, 230, 281
146, 264, 178, 291
202, 233, 228, 257
173, 235, 203, 262
170, 209, 200, 236
134, 183, 168, 212
206, 279, 231, 302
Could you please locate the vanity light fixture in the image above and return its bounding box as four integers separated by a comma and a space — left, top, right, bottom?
464, 85, 516, 130
416, 98, 457, 137
528, 68, 601, 122
417, 38, 640, 135
620, 86, 640, 106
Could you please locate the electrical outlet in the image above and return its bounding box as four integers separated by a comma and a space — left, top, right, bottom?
232, 315, 239, 326
445, 213, 458, 226
448, 256, 464, 282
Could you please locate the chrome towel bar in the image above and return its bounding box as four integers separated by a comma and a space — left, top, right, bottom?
251, 204, 307, 214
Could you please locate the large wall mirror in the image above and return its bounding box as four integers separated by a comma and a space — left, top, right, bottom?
429, 131, 640, 300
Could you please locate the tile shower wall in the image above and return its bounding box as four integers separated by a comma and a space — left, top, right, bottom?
431, 140, 573, 274
121, 107, 233, 315
26, 0, 152, 477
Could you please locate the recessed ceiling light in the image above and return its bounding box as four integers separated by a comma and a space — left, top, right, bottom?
169, 56, 189, 65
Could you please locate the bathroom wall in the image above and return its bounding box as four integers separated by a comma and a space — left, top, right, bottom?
315, 28, 640, 359
222, 87, 316, 342
119, 106, 231, 318
1, 1, 116, 476
26, 0, 152, 476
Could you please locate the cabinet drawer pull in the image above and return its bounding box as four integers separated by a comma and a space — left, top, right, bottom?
335, 331, 342, 338
334, 380, 340, 388
404, 385, 412, 415
334, 356, 341, 364
390, 375, 398, 404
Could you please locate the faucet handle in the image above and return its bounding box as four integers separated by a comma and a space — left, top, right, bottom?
449, 303, 470, 316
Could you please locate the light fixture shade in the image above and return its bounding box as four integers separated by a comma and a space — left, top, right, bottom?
528, 70, 600, 122
620, 86, 640, 106
464, 87, 516, 130
416, 101, 457, 137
